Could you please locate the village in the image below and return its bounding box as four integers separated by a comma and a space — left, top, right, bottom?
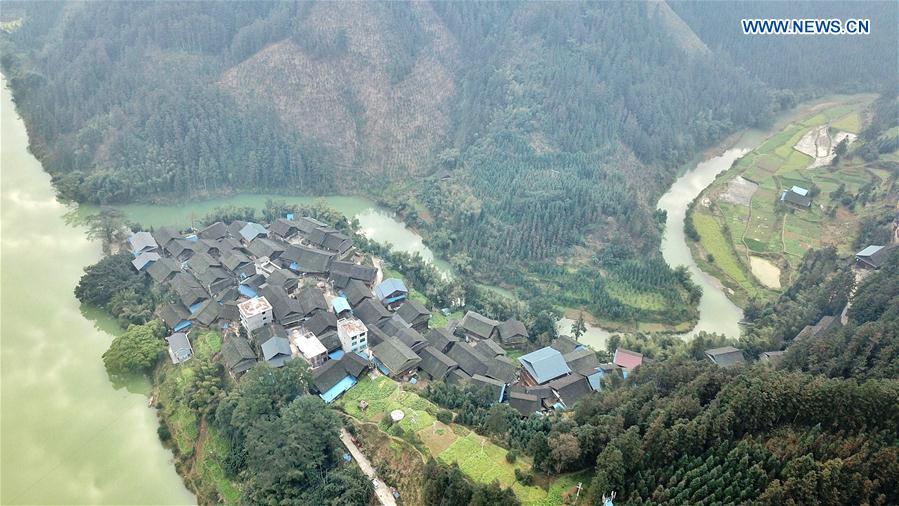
130, 212, 897, 418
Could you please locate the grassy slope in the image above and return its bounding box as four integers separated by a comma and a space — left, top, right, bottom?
155, 331, 240, 505
334, 376, 564, 504
687, 95, 896, 306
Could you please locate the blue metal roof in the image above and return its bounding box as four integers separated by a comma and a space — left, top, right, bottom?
518, 347, 571, 384
332, 297, 351, 314
329, 349, 345, 360
587, 371, 603, 391
239, 284, 257, 298
173, 320, 192, 332
319, 375, 356, 403
374, 278, 408, 301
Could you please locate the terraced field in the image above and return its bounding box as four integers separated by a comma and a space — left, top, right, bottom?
687, 95, 896, 306
334, 376, 552, 503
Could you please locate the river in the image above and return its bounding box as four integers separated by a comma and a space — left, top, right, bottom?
1, 77, 195, 504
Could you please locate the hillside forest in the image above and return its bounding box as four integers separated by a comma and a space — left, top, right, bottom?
1, 1, 896, 327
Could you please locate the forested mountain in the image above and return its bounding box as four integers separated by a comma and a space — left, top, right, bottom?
2, 1, 895, 325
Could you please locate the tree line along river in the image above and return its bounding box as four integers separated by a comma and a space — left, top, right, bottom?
2, 68, 762, 502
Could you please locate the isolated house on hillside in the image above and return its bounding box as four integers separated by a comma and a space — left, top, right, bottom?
165, 332, 193, 364
794, 315, 842, 340
704, 346, 745, 368
781, 185, 812, 208
497, 319, 528, 347
518, 347, 571, 386
759, 351, 785, 365
460, 311, 499, 341
613, 348, 643, 378
396, 300, 431, 333
855, 245, 889, 269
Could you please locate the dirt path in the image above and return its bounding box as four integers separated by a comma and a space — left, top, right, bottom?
339, 428, 398, 506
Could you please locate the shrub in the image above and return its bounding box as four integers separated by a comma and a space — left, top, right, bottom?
506, 451, 518, 464
437, 410, 454, 424
157, 424, 171, 442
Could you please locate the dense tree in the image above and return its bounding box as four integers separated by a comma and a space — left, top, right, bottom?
75, 252, 156, 326
102, 320, 165, 378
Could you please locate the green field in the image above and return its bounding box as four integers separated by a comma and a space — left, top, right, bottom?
335, 376, 553, 503
688, 95, 895, 305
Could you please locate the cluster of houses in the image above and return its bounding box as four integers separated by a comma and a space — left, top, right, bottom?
130, 212, 894, 415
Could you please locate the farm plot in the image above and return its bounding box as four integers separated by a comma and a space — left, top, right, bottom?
336, 376, 552, 504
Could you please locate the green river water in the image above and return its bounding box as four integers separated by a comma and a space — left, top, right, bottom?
1, 77, 195, 504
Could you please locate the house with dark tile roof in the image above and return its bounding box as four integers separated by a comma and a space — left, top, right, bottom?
341, 279, 373, 306
371, 338, 421, 378
198, 222, 228, 241
153, 227, 182, 248
446, 341, 491, 377
855, 245, 890, 269
171, 272, 209, 310
417, 346, 458, 381
261, 336, 293, 368
266, 268, 299, 293
460, 311, 499, 341
486, 355, 517, 383
353, 298, 392, 326
508, 392, 541, 416
476, 338, 506, 358
260, 285, 304, 327
281, 245, 334, 276
564, 348, 600, 376
191, 299, 222, 327
550, 335, 581, 355
425, 328, 459, 354
296, 285, 328, 318
221, 337, 257, 377
161, 302, 192, 333
394, 327, 429, 353
270, 218, 299, 239
304, 310, 338, 336
704, 346, 745, 368
447, 368, 471, 387
497, 319, 528, 347
549, 373, 592, 409
396, 300, 431, 333
239, 222, 268, 243
248, 238, 286, 261
470, 374, 506, 403
794, 315, 842, 341
146, 257, 181, 283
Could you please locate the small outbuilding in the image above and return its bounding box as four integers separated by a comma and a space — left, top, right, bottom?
165, 332, 193, 364
704, 346, 745, 368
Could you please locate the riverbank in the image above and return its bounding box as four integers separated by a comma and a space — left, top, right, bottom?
685, 94, 881, 307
